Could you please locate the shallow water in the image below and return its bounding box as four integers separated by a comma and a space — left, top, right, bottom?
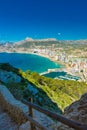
0, 52, 61, 73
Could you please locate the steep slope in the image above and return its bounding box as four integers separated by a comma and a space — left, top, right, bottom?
0, 63, 87, 112
57, 93, 87, 130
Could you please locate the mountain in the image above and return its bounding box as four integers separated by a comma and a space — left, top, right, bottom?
0, 38, 87, 47
14, 38, 87, 46
0, 38, 87, 52
62, 39, 87, 44
14, 37, 57, 45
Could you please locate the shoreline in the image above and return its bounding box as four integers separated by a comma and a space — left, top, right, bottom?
1, 50, 65, 67
14, 51, 82, 81
0, 51, 81, 81
0, 50, 64, 71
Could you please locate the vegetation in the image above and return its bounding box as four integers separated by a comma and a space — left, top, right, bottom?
20, 71, 87, 111
0, 63, 87, 112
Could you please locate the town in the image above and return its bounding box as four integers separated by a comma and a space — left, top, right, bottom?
0, 38, 87, 82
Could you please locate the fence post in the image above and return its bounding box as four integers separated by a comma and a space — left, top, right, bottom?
28, 97, 36, 130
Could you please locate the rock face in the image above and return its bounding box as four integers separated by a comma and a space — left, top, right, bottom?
0, 70, 21, 83
57, 93, 87, 130
0, 85, 28, 124
0, 85, 56, 130
0, 107, 19, 130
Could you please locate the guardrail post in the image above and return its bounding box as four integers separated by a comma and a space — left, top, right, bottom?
22, 98, 87, 130
28, 97, 36, 130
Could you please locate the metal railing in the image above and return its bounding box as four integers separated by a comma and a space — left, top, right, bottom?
22, 98, 87, 130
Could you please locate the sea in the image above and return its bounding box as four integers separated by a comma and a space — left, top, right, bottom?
0, 52, 61, 73
0, 52, 79, 80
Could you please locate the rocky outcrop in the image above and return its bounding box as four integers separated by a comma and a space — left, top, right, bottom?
0, 85, 28, 124
0, 70, 21, 83
57, 93, 87, 130
0, 85, 56, 130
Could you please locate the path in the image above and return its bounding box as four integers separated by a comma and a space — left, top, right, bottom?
0, 107, 19, 130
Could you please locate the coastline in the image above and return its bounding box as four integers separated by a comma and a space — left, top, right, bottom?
0, 51, 81, 81
0, 50, 67, 71
2, 50, 65, 67
0, 50, 64, 72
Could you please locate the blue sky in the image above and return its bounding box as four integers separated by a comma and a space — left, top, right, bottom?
0, 0, 87, 41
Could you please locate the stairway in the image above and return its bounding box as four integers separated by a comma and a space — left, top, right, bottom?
0, 107, 19, 130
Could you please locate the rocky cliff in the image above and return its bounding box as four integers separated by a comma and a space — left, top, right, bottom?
57, 93, 87, 130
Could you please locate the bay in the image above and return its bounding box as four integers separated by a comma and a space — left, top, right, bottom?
0, 52, 61, 73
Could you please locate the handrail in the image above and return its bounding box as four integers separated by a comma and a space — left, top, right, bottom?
23, 113, 48, 130
22, 98, 87, 130
22, 98, 49, 130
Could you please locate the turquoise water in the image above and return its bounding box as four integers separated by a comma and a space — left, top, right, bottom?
44, 72, 80, 80
0, 52, 61, 73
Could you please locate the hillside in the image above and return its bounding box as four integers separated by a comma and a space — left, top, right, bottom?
57, 93, 87, 129
0, 38, 87, 62
0, 38, 87, 53
0, 63, 87, 113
